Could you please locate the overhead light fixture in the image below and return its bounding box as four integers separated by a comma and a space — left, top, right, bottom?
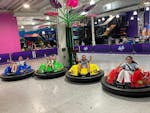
94, 21, 97, 25
80, 11, 88, 15
146, 7, 150, 11
32, 22, 35, 25
130, 16, 134, 20
90, 0, 95, 5
98, 19, 101, 22
23, 3, 30, 9
42, 31, 46, 35
144, 2, 150, 5
102, 17, 105, 21
133, 11, 138, 15
21, 26, 24, 29
137, 18, 140, 21
116, 14, 120, 18
46, 16, 50, 20
105, 3, 112, 10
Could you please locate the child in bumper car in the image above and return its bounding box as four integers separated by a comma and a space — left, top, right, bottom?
46, 55, 55, 72
107, 56, 142, 88
4, 56, 31, 75
116, 56, 139, 88
16, 56, 31, 73
77, 55, 92, 77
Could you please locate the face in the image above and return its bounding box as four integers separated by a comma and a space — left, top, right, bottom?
49, 56, 53, 60
82, 55, 86, 61
126, 57, 132, 64
18, 56, 23, 61
52, 55, 56, 60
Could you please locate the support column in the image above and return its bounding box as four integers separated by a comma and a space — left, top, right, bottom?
56, 5, 69, 66
91, 16, 96, 45
57, 23, 69, 66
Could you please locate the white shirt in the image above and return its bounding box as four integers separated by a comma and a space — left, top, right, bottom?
17, 61, 25, 66
121, 62, 138, 72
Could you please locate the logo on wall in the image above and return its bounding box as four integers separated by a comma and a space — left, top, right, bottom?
118, 45, 125, 51
83, 46, 88, 51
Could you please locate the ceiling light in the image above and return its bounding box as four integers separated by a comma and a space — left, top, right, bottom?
116, 14, 120, 18
80, 11, 88, 15
102, 17, 105, 21
137, 18, 140, 21
32, 22, 35, 25
42, 31, 46, 35
21, 26, 24, 29
105, 3, 112, 10
23, 3, 30, 9
146, 7, 150, 11
94, 21, 97, 25
144, 2, 150, 5
98, 19, 101, 22
46, 16, 50, 20
130, 16, 134, 20
90, 0, 95, 5
133, 11, 138, 15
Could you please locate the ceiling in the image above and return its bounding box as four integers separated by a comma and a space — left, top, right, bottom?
91, 0, 145, 17
0, 0, 149, 30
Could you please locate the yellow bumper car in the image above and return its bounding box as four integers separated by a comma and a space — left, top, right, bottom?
66, 64, 104, 83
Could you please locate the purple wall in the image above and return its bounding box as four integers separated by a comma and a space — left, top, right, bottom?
144, 11, 149, 27
0, 13, 21, 54
127, 12, 138, 38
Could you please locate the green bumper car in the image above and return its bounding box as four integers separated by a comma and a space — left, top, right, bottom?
34, 61, 66, 79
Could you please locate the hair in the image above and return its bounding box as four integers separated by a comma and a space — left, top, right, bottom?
82, 55, 86, 57
126, 56, 137, 64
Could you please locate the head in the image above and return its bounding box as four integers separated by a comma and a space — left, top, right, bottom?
47, 43, 51, 47
52, 54, 56, 60
126, 56, 133, 64
81, 55, 86, 61
18, 56, 23, 61
49, 56, 53, 61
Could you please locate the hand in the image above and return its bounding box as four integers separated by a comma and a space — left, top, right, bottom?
26, 57, 29, 60
141, 68, 144, 73
89, 56, 92, 62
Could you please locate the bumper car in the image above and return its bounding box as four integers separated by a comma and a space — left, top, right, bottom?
101, 67, 150, 97
66, 64, 104, 83
1, 64, 34, 81
34, 61, 66, 79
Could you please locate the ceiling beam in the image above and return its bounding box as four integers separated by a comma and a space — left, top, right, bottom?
13, 0, 33, 12
96, 4, 144, 18
0, 9, 12, 13
14, 12, 45, 17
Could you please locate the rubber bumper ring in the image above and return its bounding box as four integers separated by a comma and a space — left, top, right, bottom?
66, 70, 104, 83
1, 69, 34, 81
34, 69, 66, 79
101, 76, 150, 98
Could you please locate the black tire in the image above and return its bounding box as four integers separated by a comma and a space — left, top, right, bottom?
66, 70, 104, 83
101, 76, 150, 98
34, 69, 66, 79
1, 69, 34, 81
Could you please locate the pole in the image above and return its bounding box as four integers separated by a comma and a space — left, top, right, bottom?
91, 16, 96, 45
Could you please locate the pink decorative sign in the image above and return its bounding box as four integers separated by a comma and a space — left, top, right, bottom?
66, 0, 78, 8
